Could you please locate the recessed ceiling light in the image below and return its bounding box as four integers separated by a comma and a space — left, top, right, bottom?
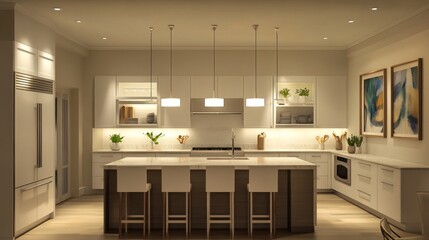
323, 37, 328, 40
348, 20, 355, 23
102, 37, 107, 40
53, 7, 61, 11
76, 20, 82, 23
371, 7, 378, 11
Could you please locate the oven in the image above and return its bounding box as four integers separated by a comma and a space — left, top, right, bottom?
334, 155, 351, 185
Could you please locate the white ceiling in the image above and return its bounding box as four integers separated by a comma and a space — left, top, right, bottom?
12, 0, 429, 50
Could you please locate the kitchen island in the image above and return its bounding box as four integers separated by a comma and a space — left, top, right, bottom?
103, 156, 316, 234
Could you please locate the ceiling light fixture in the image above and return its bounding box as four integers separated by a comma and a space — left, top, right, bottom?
323, 37, 328, 40
102, 37, 107, 40
161, 25, 181, 107
348, 20, 355, 23
205, 24, 224, 107
149, 26, 155, 102
53, 7, 61, 11
275, 27, 280, 101
76, 20, 82, 23
371, 7, 378, 11
246, 24, 264, 107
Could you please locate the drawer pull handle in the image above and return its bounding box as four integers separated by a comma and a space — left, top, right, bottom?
358, 174, 371, 181
381, 181, 394, 187
381, 168, 394, 173
311, 155, 321, 158
359, 162, 371, 167
21, 181, 51, 192
100, 155, 114, 158
357, 189, 371, 196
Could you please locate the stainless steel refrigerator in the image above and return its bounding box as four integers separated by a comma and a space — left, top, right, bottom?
14, 72, 55, 236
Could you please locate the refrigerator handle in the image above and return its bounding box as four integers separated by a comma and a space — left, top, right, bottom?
37, 103, 43, 168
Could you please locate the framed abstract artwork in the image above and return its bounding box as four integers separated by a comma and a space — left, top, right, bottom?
360, 69, 387, 137
391, 58, 423, 140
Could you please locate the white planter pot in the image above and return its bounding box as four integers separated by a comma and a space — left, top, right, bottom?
110, 142, 121, 151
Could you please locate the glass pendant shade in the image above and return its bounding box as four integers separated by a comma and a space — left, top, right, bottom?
205, 98, 224, 107
246, 98, 265, 107
161, 98, 180, 107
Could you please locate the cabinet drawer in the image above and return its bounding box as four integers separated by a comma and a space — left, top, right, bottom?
356, 189, 376, 207
279, 152, 305, 159
316, 175, 329, 189
378, 166, 400, 184
314, 162, 328, 177
356, 160, 375, 177
15, 186, 38, 233
92, 177, 104, 189
305, 153, 328, 162
93, 153, 122, 163
356, 173, 375, 189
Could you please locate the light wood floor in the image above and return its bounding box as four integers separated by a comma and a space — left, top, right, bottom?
17, 193, 412, 240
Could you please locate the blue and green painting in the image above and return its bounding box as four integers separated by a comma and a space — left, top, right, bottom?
392, 66, 419, 137
364, 76, 384, 133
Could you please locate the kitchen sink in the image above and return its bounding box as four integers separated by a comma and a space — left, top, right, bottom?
206, 157, 249, 160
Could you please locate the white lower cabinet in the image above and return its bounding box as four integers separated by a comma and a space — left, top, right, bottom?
279, 152, 306, 159
92, 153, 122, 189
245, 152, 279, 157
15, 179, 54, 235
377, 165, 401, 221
305, 153, 330, 190
352, 159, 378, 209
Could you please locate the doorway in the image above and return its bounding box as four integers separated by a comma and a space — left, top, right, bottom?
56, 93, 71, 203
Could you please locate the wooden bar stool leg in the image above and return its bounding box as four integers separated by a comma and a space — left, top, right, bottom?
189, 191, 192, 234
273, 192, 276, 237
166, 192, 169, 235
162, 192, 166, 237
207, 192, 210, 238
250, 192, 253, 236
148, 190, 151, 235
125, 193, 128, 233
186, 192, 189, 238
143, 192, 146, 237
270, 192, 273, 237
231, 192, 235, 237
119, 192, 123, 239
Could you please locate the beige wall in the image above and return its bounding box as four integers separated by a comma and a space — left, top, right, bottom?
83, 49, 347, 192
348, 28, 429, 165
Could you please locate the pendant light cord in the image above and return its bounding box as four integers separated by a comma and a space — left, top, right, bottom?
253, 24, 259, 98
212, 24, 217, 98
149, 27, 153, 99
275, 27, 279, 99
169, 25, 174, 98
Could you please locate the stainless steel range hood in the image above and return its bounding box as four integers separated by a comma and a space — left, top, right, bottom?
191, 98, 243, 115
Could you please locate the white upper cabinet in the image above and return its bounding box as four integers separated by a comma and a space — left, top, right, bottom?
244, 76, 273, 128
14, 42, 55, 80
159, 76, 191, 127
218, 76, 243, 98
94, 76, 117, 128
37, 51, 55, 80
191, 76, 213, 98
116, 76, 157, 98
15, 42, 38, 76
316, 76, 347, 127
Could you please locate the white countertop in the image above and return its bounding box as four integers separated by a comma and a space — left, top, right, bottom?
105, 156, 316, 170
93, 149, 328, 153
332, 150, 429, 169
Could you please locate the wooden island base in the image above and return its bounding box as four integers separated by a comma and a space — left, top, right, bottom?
104, 169, 315, 234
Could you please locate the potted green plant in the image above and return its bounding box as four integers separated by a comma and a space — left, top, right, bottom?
346, 135, 359, 154
279, 88, 291, 104
109, 134, 124, 151
355, 135, 363, 154
145, 132, 164, 149
295, 87, 310, 103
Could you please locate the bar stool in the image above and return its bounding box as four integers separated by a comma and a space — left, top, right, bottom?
248, 166, 278, 237
206, 166, 235, 238
162, 166, 191, 237
117, 167, 151, 238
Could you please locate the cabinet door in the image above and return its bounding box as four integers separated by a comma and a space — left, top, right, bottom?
15, 89, 38, 187
37, 93, 55, 181
316, 76, 347, 127
352, 160, 378, 209
15, 186, 38, 234
159, 76, 191, 127
38, 51, 55, 80
94, 76, 116, 128
243, 76, 272, 128
116, 76, 156, 98
92, 153, 122, 190
15, 42, 38, 76
378, 166, 401, 221
37, 179, 54, 219
218, 76, 243, 98
190, 76, 213, 98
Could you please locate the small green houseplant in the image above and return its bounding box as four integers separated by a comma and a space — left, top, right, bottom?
109, 134, 124, 151
145, 132, 164, 149
295, 87, 310, 103
346, 135, 361, 154
279, 88, 291, 99
354, 135, 363, 153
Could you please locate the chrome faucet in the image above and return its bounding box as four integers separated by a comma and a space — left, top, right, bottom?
231, 128, 236, 158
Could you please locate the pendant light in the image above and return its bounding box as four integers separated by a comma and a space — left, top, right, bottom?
275, 27, 279, 101
205, 24, 224, 107
246, 24, 265, 107
161, 25, 181, 107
